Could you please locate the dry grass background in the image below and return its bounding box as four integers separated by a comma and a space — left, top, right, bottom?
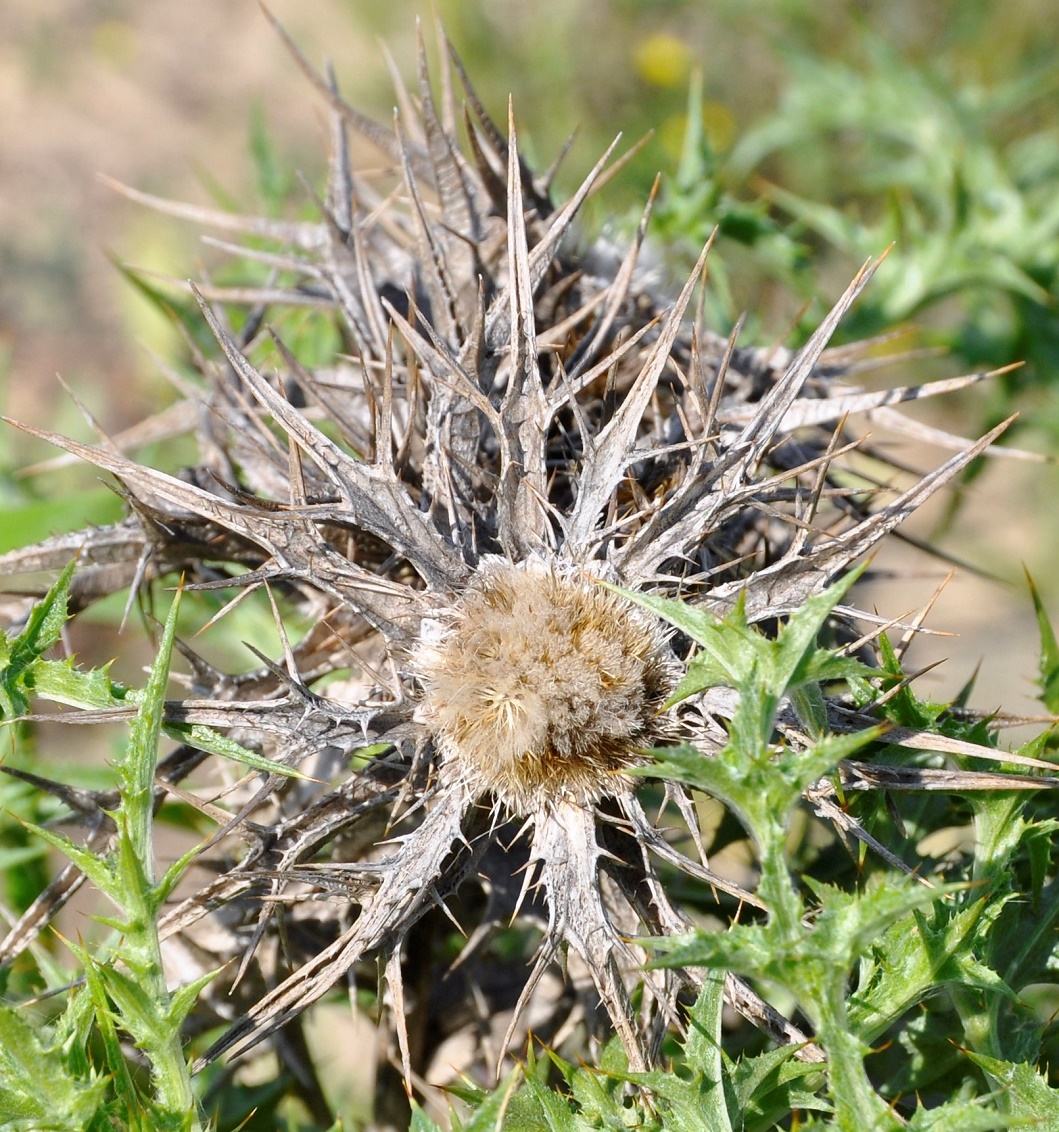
0, 1, 366, 428
0, 0, 1055, 731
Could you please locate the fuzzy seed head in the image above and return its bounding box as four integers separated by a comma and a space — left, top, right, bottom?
414, 560, 675, 810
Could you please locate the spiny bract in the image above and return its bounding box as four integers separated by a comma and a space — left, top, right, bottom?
0, 10, 1028, 1105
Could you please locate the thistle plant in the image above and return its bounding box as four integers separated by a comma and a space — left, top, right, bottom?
0, 567, 206, 1131
2, 11, 1058, 1128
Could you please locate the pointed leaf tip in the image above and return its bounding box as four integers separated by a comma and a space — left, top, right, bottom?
1026, 568, 1059, 713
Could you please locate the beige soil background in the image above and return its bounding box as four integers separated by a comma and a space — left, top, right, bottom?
1, 1, 1057, 730
1, 1, 383, 427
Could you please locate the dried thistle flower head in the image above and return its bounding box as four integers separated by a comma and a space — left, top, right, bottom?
0, 9, 1029, 1107
414, 558, 675, 810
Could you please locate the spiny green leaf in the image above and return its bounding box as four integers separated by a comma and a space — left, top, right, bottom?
0, 557, 76, 718
565, 1051, 629, 1122
16, 818, 114, 894
0, 1003, 110, 1129
848, 900, 1011, 1045
790, 679, 829, 741
25, 650, 308, 781
613, 1069, 720, 1131
1026, 570, 1059, 712
70, 938, 141, 1112
618, 572, 874, 741
92, 912, 135, 935
905, 1094, 1015, 1131
452, 1070, 528, 1131
648, 878, 953, 1001
606, 582, 747, 655
509, 1073, 578, 1132
166, 967, 221, 1032
112, 828, 156, 919
29, 656, 126, 710
409, 1101, 446, 1132
645, 723, 881, 833
161, 720, 311, 781
874, 633, 947, 730
1023, 821, 1057, 906
121, 587, 182, 871
727, 1045, 829, 1128
768, 564, 865, 691
109, 255, 216, 353
96, 962, 168, 1047
5, 558, 76, 676
801, 878, 961, 966
964, 1053, 1059, 1120
155, 836, 210, 907
683, 971, 733, 1132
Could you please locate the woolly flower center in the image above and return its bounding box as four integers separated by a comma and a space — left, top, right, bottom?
413, 561, 674, 809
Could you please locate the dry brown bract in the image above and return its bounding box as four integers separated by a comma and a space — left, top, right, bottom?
0, 10, 1044, 1103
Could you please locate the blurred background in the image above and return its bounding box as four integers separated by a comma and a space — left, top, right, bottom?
2, 0, 1059, 720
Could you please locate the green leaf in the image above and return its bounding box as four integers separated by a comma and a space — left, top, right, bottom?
4, 558, 76, 676
0, 1003, 110, 1129
1026, 571, 1059, 712
615, 569, 872, 723
512, 1074, 578, 1132
166, 967, 221, 1032
109, 255, 216, 354
649, 879, 956, 1031
155, 837, 211, 907
789, 680, 829, 741
97, 962, 168, 1046
768, 565, 865, 691
121, 587, 182, 873
905, 1095, 1015, 1131
25, 650, 307, 781
727, 1045, 829, 1129
605, 582, 743, 654
16, 818, 115, 894
0, 557, 76, 718
29, 656, 126, 710
454, 1070, 529, 1131
964, 1053, 1059, 1120
409, 1101, 446, 1131
645, 723, 880, 835
847, 901, 1012, 1045
161, 720, 311, 781
71, 939, 142, 1115
683, 972, 733, 1130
